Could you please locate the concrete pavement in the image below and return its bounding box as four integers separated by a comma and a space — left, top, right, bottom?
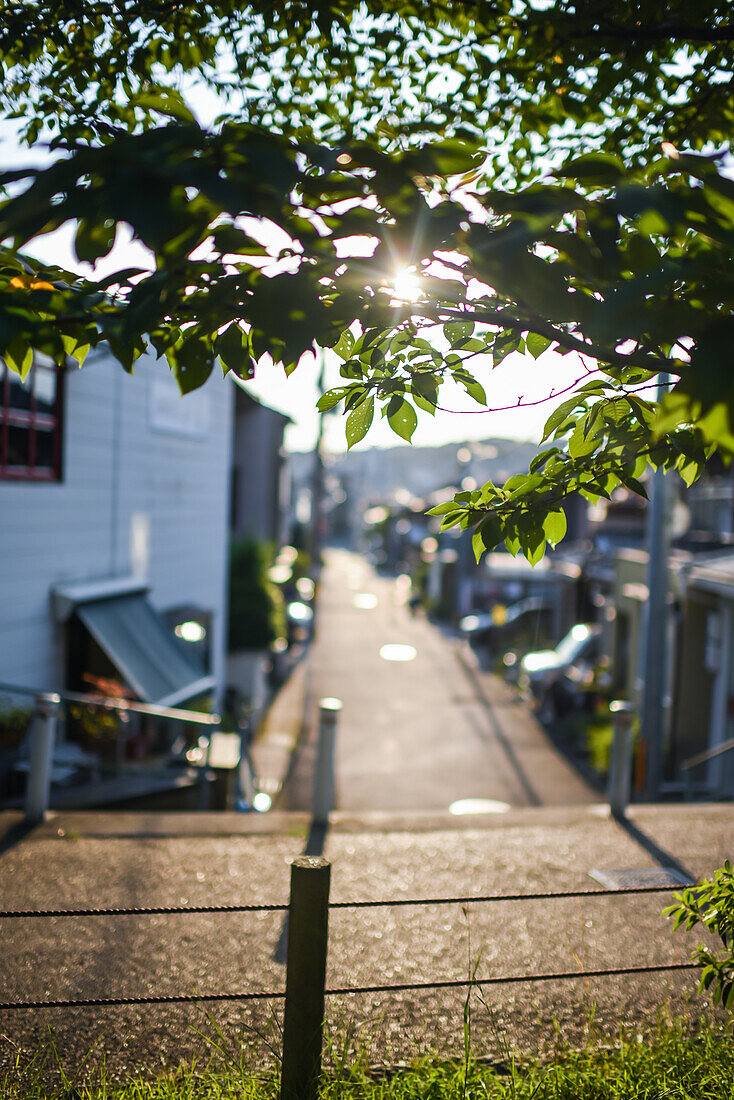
1, 802, 732, 1077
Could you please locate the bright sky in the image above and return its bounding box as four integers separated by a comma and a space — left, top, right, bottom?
0, 105, 586, 456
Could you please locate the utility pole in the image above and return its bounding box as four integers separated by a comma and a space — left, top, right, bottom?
639, 374, 671, 799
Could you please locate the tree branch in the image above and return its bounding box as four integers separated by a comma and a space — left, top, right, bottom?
425, 303, 685, 376
569, 21, 734, 45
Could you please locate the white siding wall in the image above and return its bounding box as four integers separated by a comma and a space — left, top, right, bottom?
0, 350, 233, 701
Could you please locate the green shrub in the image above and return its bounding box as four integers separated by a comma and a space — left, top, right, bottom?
228, 539, 285, 651
665, 861, 734, 1011
0, 698, 33, 749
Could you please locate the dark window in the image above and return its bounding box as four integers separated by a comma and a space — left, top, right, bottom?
0, 355, 64, 481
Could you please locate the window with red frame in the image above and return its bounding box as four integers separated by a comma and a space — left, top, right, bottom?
0, 355, 64, 481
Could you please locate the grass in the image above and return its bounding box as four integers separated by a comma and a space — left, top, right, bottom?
2, 1020, 732, 1100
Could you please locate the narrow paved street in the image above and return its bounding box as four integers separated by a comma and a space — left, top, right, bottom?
282, 548, 596, 811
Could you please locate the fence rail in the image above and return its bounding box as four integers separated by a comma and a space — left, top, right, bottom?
682, 735, 734, 771
0, 681, 224, 823
0, 680, 221, 724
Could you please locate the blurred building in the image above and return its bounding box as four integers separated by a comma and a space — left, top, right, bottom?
0, 348, 232, 707
230, 386, 291, 545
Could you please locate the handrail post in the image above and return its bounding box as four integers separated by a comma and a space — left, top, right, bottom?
281, 856, 331, 1100
608, 700, 634, 817
25, 693, 61, 824
312, 698, 341, 826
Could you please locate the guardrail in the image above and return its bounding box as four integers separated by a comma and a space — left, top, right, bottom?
682, 736, 734, 800
0, 681, 221, 822
0, 866, 697, 1100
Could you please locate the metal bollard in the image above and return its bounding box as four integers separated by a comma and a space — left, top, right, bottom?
237, 716, 256, 809
280, 856, 331, 1100
608, 699, 634, 816
312, 698, 341, 826
25, 693, 61, 824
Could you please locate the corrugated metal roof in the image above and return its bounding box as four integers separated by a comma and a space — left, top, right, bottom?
77, 594, 212, 706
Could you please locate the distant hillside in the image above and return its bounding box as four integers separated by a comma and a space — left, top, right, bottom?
324, 437, 542, 506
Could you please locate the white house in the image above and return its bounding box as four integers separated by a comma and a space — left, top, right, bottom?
0, 347, 233, 709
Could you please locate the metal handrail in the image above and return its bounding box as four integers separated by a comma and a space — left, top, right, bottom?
0, 681, 220, 726
682, 736, 734, 772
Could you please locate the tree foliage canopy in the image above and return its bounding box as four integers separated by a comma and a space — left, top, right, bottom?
2, 1, 734, 559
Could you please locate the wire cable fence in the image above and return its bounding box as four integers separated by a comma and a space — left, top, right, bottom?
0, 875, 696, 1014
0, 882, 681, 920
0, 963, 699, 1013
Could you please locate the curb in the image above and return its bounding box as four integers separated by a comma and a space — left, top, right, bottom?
250, 649, 311, 803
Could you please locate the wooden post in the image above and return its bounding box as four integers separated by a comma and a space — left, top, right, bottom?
608, 699, 634, 816
281, 856, 331, 1100
312, 698, 341, 826
25, 693, 60, 824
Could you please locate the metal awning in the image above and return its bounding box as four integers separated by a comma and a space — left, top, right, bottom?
74, 593, 214, 707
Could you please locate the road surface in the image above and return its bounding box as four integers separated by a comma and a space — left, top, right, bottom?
281, 548, 596, 812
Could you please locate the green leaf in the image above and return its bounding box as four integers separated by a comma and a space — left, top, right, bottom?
620, 473, 649, 499
528, 541, 545, 567
472, 515, 502, 562
74, 218, 117, 264
345, 396, 374, 448
457, 375, 487, 405
411, 372, 439, 414
556, 152, 625, 184
444, 321, 474, 343
316, 387, 346, 412
526, 332, 552, 359
131, 86, 196, 123
542, 508, 567, 546
678, 458, 702, 488
387, 397, 417, 441
333, 328, 356, 359
167, 334, 214, 394
430, 140, 478, 178
4, 337, 33, 379
427, 500, 459, 516
60, 334, 90, 367
216, 324, 254, 380
542, 396, 581, 441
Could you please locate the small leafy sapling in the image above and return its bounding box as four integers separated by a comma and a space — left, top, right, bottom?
664, 862, 734, 1011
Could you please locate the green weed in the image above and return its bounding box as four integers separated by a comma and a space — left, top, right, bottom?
2, 1020, 733, 1100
